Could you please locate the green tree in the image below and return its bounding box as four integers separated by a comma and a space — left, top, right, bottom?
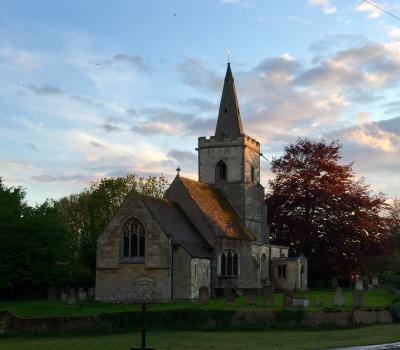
0, 179, 71, 298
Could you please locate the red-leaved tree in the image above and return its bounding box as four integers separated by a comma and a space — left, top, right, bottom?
266, 138, 390, 281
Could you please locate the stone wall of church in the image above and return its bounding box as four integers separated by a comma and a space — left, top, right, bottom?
96, 266, 171, 302
214, 237, 259, 290
96, 192, 172, 302
190, 258, 211, 299
271, 257, 308, 292
172, 246, 191, 300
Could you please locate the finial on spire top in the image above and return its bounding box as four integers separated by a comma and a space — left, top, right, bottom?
176, 167, 181, 176
227, 49, 231, 64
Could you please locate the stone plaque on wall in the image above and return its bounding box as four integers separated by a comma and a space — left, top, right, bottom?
131, 276, 156, 301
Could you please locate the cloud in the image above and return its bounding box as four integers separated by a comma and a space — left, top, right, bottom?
31, 174, 93, 183
110, 54, 149, 72
356, 1, 385, 19
132, 108, 215, 136
309, 0, 337, 14
167, 149, 197, 163
25, 142, 38, 151
101, 123, 123, 132
177, 58, 221, 94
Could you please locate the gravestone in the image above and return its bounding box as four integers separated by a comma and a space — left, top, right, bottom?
60, 289, 68, 302
292, 298, 309, 308
372, 276, 379, 288
263, 285, 274, 306
224, 288, 235, 303
198, 286, 209, 305
88, 287, 95, 298
334, 287, 345, 306
47, 287, 57, 301
67, 288, 77, 305
243, 289, 257, 305
353, 290, 363, 309
355, 279, 364, 291
78, 288, 87, 301
283, 289, 293, 308
331, 278, 338, 289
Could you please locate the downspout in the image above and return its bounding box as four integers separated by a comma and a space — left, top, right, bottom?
170, 237, 174, 301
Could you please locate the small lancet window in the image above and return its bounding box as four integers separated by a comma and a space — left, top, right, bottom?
251, 166, 256, 183
216, 160, 227, 183
224, 108, 228, 113
121, 217, 145, 260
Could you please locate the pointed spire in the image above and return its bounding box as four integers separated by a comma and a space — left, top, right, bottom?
215, 63, 244, 139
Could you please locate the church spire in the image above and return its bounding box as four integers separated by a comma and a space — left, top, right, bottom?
215, 63, 244, 139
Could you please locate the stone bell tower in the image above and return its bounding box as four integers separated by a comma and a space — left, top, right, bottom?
197, 63, 268, 243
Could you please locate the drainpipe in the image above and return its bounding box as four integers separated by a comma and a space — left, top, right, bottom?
170, 237, 174, 301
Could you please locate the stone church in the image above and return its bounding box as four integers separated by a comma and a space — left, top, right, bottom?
95, 64, 307, 302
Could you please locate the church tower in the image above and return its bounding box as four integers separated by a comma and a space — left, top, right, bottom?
197, 63, 268, 243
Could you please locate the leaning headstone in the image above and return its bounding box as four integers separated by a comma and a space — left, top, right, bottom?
67, 288, 77, 305
243, 289, 257, 305
353, 289, 363, 309
47, 286, 57, 301
334, 287, 345, 306
283, 289, 293, 308
224, 288, 235, 303
355, 279, 364, 291
263, 285, 274, 306
199, 286, 209, 305
60, 289, 68, 302
372, 276, 379, 288
78, 287, 87, 301
88, 287, 95, 298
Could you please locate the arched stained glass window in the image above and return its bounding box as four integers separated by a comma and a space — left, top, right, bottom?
220, 250, 238, 277
121, 217, 145, 259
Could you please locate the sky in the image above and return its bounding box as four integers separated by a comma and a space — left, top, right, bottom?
1, 0, 400, 204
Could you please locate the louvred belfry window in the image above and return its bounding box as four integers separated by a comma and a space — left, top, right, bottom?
121, 217, 145, 260
216, 160, 227, 183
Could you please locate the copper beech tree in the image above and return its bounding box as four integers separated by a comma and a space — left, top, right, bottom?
266, 139, 390, 281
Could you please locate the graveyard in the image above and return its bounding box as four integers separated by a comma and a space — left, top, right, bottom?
0, 288, 394, 318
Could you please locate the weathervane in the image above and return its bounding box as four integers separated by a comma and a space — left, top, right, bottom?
176, 167, 181, 176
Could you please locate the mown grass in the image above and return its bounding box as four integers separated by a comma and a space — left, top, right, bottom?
0, 289, 394, 318
0, 324, 399, 350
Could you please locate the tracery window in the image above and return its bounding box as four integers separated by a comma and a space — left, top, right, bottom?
216, 160, 227, 183
121, 217, 145, 260
220, 250, 238, 277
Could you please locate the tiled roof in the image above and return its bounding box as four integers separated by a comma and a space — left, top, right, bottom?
142, 195, 212, 258
177, 177, 255, 241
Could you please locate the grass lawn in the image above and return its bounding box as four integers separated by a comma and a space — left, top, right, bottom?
0, 324, 399, 350
0, 289, 394, 318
